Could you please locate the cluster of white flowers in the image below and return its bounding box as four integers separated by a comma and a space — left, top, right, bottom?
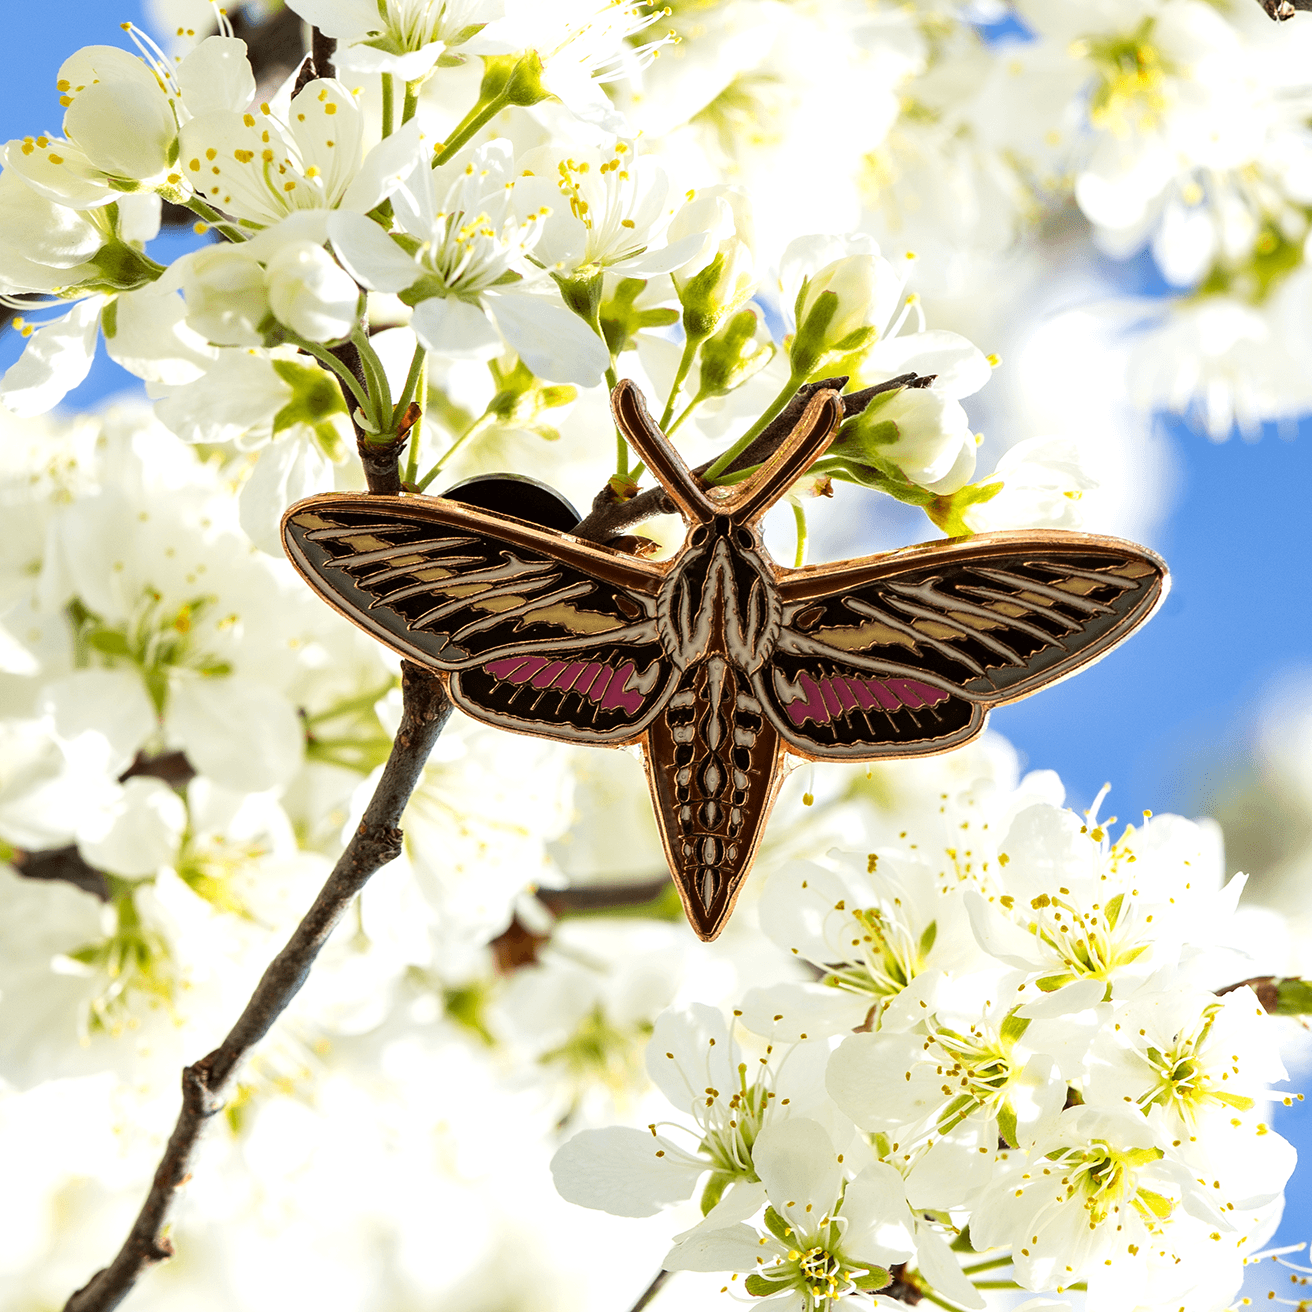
554, 774, 1299, 1311
0, 0, 1308, 1307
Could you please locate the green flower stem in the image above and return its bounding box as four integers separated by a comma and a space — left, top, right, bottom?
304, 681, 398, 726
288, 336, 371, 413
403, 356, 427, 486
352, 327, 393, 423
665, 395, 700, 438
659, 330, 707, 429
392, 341, 427, 427
971, 1280, 1023, 1290
958, 1256, 1013, 1276
182, 197, 248, 244
403, 80, 421, 125
791, 501, 808, 568
703, 370, 805, 480
416, 410, 496, 490
433, 88, 512, 166
914, 1288, 972, 1312
706, 462, 760, 487
382, 74, 395, 138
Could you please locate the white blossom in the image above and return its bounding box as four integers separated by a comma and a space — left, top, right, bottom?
330, 139, 610, 383
285, 0, 506, 79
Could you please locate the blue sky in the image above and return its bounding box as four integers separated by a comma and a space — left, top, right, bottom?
3, 0, 1310, 1273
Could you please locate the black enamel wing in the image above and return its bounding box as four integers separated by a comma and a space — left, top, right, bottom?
282, 381, 1168, 941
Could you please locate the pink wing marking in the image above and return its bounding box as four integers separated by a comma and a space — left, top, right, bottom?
818, 679, 843, 718
598, 661, 644, 715
530, 659, 569, 689
781, 672, 829, 727
885, 678, 950, 710
481, 656, 651, 717
586, 665, 614, 703
573, 662, 605, 697
831, 676, 860, 714
554, 661, 591, 693
485, 654, 549, 683
779, 670, 952, 727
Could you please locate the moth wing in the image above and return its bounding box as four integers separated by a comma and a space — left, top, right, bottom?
755, 529, 1168, 761
283, 492, 678, 745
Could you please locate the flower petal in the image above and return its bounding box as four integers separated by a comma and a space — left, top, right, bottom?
550, 1126, 704, 1217
239, 431, 334, 555
752, 1119, 844, 1238
177, 36, 257, 117
487, 290, 610, 385
410, 295, 502, 359
78, 777, 187, 878
662, 1222, 770, 1274
0, 298, 103, 417
106, 286, 218, 385
328, 210, 420, 293
38, 668, 156, 777
862, 329, 993, 398
339, 117, 424, 215
166, 674, 304, 793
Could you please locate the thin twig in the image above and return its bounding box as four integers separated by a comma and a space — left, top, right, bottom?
627, 1267, 675, 1312
1260, 0, 1312, 19
1216, 975, 1280, 1010
310, 28, 337, 78
62, 663, 453, 1312
300, 25, 410, 496
571, 372, 931, 543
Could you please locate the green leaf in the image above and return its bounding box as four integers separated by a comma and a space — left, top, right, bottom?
918, 919, 938, 957
699, 1172, 733, 1216
1035, 973, 1075, 993
1274, 977, 1312, 1015
744, 1273, 791, 1298
1103, 892, 1124, 930
762, 1206, 793, 1242
996, 1103, 1018, 1149
999, 1007, 1031, 1048
86, 628, 132, 659
271, 358, 349, 454
853, 1267, 891, 1291
1136, 1187, 1173, 1219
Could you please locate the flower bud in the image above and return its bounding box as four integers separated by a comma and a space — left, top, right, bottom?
669, 187, 756, 338
180, 245, 271, 347
789, 254, 891, 380
0, 171, 103, 289
265, 241, 360, 343
955, 437, 1096, 534
695, 307, 776, 399
831, 386, 978, 493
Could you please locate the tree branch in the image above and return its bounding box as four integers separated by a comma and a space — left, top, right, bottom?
626, 1268, 675, 1312
62, 663, 452, 1312
1260, 0, 1312, 19
570, 373, 932, 544
310, 27, 338, 78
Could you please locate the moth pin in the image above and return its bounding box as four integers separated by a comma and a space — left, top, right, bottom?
282, 381, 1168, 940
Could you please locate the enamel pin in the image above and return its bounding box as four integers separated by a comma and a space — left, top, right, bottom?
282, 381, 1168, 941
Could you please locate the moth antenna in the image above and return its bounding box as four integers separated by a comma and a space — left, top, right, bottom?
611, 380, 717, 524
725, 388, 845, 525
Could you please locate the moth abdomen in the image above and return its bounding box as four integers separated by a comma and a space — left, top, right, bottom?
644, 657, 785, 940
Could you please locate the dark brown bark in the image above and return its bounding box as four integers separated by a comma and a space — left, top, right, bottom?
310, 27, 338, 78
570, 373, 931, 544
62, 664, 452, 1312
1217, 975, 1280, 1011
1260, 0, 1312, 19
11, 845, 109, 902
626, 1268, 675, 1312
